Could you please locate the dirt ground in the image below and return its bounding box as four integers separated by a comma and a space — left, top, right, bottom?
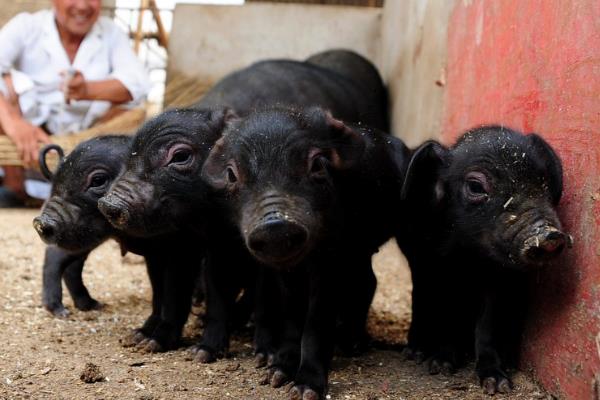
0, 209, 548, 400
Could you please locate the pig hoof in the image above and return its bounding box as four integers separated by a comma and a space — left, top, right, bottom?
413, 350, 426, 364
441, 361, 455, 375
137, 338, 164, 353
289, 385, 320, 400
193, 348, 215, 364
47, 305, 70, 318
429, 358, 455, 375
497, 378, 512, 393
401, 347, 415, 360
75, 298, 103, 311
255, 353, 268, 368
121, 330, 147, 347
481, 375, 512, 395
482, 377, 498, 395
270, 369, 290, 388
428, 358, 442, 375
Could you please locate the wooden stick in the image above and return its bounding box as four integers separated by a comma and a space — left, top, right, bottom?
149, 0, 169, 49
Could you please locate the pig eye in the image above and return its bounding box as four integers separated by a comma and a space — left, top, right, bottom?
166, 144, 194, 168
464, 171, 490, 203
308, 150, 329, 181
467, 180, 486, 194
87, 171, 110, 190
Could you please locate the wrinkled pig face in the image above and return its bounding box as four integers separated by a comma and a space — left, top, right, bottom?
33, 136, 130, 251
98, 109, 226, 237
422, 126, 567, 269
202, 107, 365, 269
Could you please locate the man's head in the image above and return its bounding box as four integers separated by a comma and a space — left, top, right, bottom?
53, 0, 101, 38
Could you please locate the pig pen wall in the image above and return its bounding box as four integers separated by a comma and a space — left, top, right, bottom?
167, 3, 382, 89
382, 1, 600, 399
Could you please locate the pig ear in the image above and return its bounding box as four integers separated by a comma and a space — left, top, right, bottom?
38, 144, 65, 181
323, 111, 366, 169
205, 107, 239, 131
528, 134, 563, 204
201, 136, 229, 189
401, 140, 448, 202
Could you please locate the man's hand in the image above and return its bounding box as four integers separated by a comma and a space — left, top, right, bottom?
3, 115, 50, 167
63, 70, 88, 103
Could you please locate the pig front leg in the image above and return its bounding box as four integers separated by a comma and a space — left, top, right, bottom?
263, 273, 304, 388
189, 255, 236, 363
137, 252, 199, 353
475, 292, 512, 395
122, 256, 164, 347
253, 266, 282, 368
426, 273, 469, 375
403, 259, 456, 366
62, 252, 102, 311
42, 246, 92, 317
289, 269, 336, 400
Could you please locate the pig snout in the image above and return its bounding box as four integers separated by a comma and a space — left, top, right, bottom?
243, 192, 316, 267
98, 194, 131, 229
521, 221, 567, 263
247, 211, 309, 264
33, 216, 59, 244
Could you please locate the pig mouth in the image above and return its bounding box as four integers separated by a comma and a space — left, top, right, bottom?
249, 245, 310, 269
33, 214, 106, 251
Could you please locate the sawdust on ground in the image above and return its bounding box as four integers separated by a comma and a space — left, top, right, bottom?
0, 209, 547, 400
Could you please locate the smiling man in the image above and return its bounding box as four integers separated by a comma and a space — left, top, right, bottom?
0, 0, 150, 207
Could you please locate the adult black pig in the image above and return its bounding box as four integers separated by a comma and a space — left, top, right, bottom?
195, 49, 388, 131
201, 106, 411, 400
399, 125, 569, 394
33, 136, 131, 317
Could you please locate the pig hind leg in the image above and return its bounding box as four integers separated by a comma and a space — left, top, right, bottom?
137, 252, 198, 352
122, 256, 165, 347
336, 252, 376, 355
190, 248, 247, 363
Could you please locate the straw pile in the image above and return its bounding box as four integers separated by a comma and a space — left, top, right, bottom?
163, 73, 213, 109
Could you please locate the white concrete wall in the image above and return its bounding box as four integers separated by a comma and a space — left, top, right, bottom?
168, 3, 382, 85
381, 0, 455, 146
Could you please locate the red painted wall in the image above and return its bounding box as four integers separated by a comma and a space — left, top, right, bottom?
443, 1, 600, 398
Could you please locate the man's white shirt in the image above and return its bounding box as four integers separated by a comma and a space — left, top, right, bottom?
0, 10, 151, 135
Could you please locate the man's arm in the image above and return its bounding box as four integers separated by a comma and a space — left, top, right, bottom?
0, 13, 50, 166
64, 72, 133, 104
0, 79, 50, 166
